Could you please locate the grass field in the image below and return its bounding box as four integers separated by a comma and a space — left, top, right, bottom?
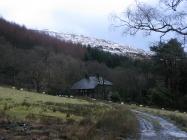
0, 86, 106, 120
0, 86, 139, 140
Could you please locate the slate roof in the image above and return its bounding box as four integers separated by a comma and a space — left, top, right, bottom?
71, 76, 112, 90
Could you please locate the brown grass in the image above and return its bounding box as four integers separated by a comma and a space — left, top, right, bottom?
86, 105, 139, 140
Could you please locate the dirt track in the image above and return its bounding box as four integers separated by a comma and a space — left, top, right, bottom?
134, 110, 187, 140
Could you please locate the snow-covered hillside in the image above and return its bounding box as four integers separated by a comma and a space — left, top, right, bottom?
43, 31, 150, 58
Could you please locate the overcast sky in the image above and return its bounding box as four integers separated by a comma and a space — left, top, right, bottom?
0, 0, 161, 51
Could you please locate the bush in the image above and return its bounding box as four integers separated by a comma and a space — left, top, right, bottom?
148, 86, 172, 107
94, 107, 139, 139
110, 92, 121, 102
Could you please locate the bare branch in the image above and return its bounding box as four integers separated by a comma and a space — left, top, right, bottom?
112, 0, 187, 38
160, 0, 184, 11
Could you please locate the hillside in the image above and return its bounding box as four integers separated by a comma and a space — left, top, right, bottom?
0, 17, 150, 98
0, 17, 187, 112
0, 86, 138, 139
0, 18, 149, 59
44, 31, 150, 58
0, 18, 86, 59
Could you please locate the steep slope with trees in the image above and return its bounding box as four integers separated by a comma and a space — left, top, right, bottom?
0, 17, 187, 110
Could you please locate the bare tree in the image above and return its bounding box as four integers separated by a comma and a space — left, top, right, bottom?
112, 0, 187, 40
161, 0, 184, 11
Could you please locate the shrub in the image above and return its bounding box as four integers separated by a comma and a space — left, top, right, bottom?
93, 107, 139, 139
110, 92, 121, 102
148, 86, 172, 107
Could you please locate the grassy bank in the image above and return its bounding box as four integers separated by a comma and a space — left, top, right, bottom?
129, 104, 187, 131
92, 105, 139, 139
0, 86, 139, 139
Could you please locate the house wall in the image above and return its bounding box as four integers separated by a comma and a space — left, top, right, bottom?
95, 85, 112, 99
72, 85, 112, 100
72, 89, 95, 97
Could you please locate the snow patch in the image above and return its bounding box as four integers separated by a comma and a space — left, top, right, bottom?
42, 31, 151, 58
